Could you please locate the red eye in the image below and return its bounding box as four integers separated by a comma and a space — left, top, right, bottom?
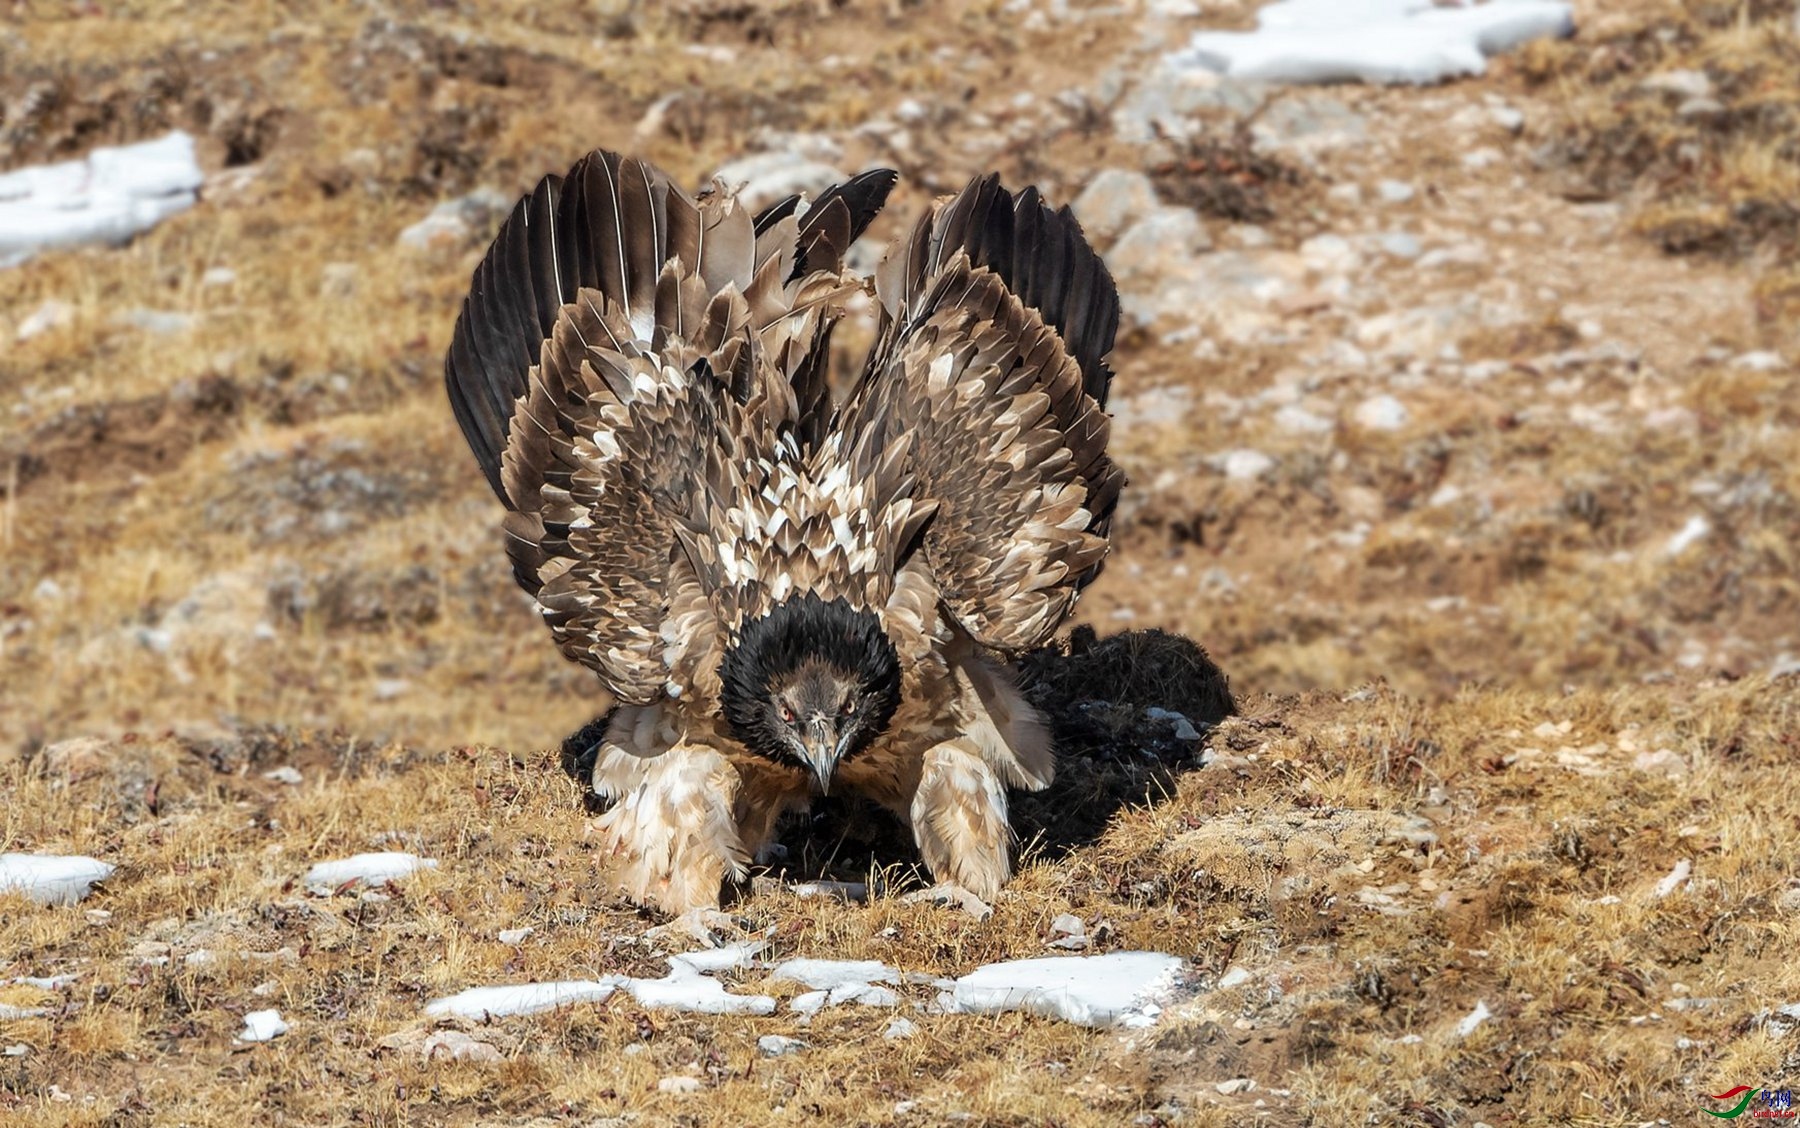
841, 699, 855, 716
780, 706, 795, 724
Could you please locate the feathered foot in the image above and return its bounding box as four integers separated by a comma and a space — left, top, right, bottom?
909, 737, 1013, 902
643, 908, 749, 948
594, 743, 749, 914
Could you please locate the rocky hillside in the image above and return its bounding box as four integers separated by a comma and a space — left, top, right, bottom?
2, 0, 1798, 1124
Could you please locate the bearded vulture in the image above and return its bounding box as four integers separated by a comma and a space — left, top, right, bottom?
446, 149, 1122, 914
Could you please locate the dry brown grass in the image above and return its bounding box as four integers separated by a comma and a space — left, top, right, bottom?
3, 0, 1800, 1124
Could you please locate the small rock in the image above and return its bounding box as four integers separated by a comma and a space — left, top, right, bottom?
1215, 1078, 1256, 1095
711, 151, 845, 210
657, 1075, 703, 1094
1375, 231, 1421, 260
1677, 96, 1725, 118
1353, 394, 1409, 431
1050, 913, 1085, 938
1107, 206, 1212, 278
114, 308, 196, 335
884, 1017, 918, 1040
1251, 95, 1368, 155
1071, 169, 1160, 242
1299, 233, 1357, 273
1638, 69, 1712, 100
1377, 179, 1415, 204
758, 1034, 806, 1057
320, 262, 359, 299
1215, 448, 1275, 480
16, 299, 73, 342
1217, 966, 1252, 989
422, 1030, 504, 1064
1274, 404, 1333, 434
239, 1009, 289, 1043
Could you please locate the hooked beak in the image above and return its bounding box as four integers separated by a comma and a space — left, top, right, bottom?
801, 716, 839, 795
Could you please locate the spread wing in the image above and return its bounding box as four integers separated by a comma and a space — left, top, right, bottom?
843, 175, 1124, 652
443, 149, 897, 702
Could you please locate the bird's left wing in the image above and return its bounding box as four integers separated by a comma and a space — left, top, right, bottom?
839, 175, 1125, 653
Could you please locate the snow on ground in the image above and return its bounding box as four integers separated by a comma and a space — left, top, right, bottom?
0, 131, 203, 268
427, 943, 776, 1021
0, 853, 115, 906
944, 952, 1187, 1028
426, 980, 622, 1021
238, 1009, 290, 1043
1168, 0, 1573, 85
772, 958, 903, 1016
303, 852, 437, 891
427, 946, 1188, 1028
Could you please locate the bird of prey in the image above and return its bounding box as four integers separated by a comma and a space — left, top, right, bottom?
446, 148, 1122, 914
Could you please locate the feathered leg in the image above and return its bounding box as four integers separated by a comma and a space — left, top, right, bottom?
909, 737, 1013, 900
594, 742, 748, 914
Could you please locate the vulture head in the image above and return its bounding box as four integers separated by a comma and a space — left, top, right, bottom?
718, 592, 901, 793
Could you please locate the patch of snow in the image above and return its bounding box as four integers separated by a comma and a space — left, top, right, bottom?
1167, 0, 1573, 86
772, 958, 899, 991
669, 940, 765, 975
262, 766, 303, 785
788, 880, 868, 901
239, 1009, 289, 1043
6, 974, 77, 990
1216, 1078, 1257, 1095
426, 980, 620, 1020
945, 952, 1185, 1028
1217, 966, 1253, 989
658, 1075, 703, 1095
1654, 858, 1692, 899
1456, 999, 1492, 1037
758, 1034, 806, 1057
1663, 515, 1710, 557
15, 299, 74, 342
0, 853, 115, 906
428, 943, 776, 1021
0, 131, 203, 268
303, 852, 437, 891
0, 1003, 52, 1020
884, 1016, 918, 1039
497, 927, 534, 946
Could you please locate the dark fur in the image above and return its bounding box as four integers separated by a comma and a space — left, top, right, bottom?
718, 593, 901, 774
